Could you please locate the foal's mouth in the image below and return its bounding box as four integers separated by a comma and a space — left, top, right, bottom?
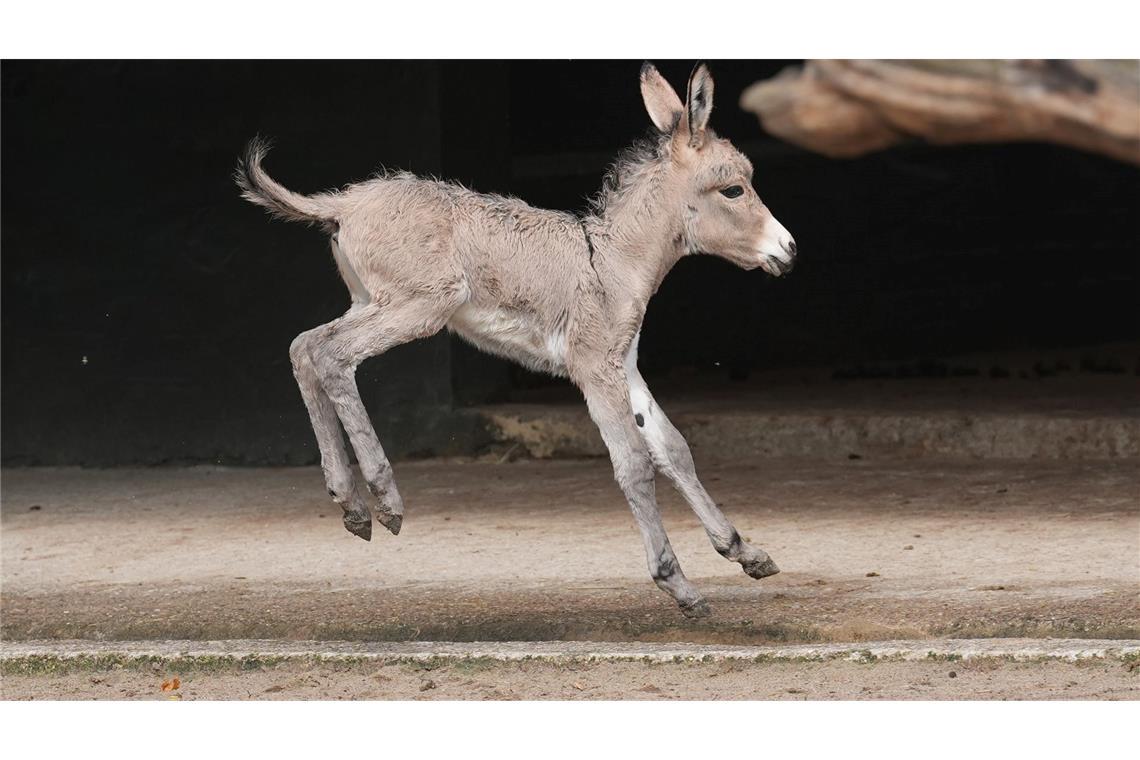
759, 253, 795, 277
755, 232, 796, 277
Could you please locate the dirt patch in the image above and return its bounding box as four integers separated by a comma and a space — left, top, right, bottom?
3, 658, 1137, 700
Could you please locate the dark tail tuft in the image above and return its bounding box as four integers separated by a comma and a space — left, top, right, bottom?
235, 136, 336, 229
234, 135, 272, 200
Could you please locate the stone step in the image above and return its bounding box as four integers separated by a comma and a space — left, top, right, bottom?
473, 377, 1140, 460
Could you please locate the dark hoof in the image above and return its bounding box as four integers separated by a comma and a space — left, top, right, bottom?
744, 556, 780, 579
680, 598, 712, 619
377, 512, 402, 536
343, 514, 372, 541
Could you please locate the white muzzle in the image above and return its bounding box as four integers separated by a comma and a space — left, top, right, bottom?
756, 216, 796, 276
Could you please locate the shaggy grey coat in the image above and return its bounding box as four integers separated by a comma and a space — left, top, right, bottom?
238, 63, 797, 616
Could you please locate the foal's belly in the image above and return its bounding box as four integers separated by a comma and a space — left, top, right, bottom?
447, 303, 568, 377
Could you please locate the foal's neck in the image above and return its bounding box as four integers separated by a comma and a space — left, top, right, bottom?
590, 163, 688, 306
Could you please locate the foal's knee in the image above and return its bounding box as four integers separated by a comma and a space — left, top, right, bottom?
660, 429, 696, 476
611, 450, 655, 494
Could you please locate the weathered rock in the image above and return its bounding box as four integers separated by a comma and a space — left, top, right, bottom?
740, 60, 1140, 165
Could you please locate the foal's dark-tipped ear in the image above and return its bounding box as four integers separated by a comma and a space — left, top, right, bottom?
640, 62, 684, 133
683, 62, 715, 148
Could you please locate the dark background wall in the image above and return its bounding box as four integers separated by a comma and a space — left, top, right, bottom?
3, 60, 1137, 465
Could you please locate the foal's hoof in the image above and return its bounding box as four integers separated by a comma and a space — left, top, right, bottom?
377, 512, 402, 536
680, 598, 712, 619
744, 556, 780, 580
343, 514, 373, 541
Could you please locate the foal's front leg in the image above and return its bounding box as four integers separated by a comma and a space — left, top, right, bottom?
626, 339, 779, 579
579, 373, 710, 617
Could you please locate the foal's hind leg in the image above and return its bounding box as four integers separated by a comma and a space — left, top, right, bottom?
290, 327, 374, 540
310, 293, 460, 535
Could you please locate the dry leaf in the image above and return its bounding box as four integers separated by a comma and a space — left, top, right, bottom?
572, 682, 585, 691
160, 677, 181, 692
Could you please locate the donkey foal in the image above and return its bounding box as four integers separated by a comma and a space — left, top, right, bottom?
238, 63, 797, 617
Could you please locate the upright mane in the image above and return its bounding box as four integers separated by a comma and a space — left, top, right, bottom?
586, 130, 672, 220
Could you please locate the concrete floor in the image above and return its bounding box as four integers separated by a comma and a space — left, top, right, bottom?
2, 458, 1137, 642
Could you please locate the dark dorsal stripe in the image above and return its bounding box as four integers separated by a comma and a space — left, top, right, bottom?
578, 216, 605, 294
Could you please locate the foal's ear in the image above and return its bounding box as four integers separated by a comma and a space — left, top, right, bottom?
683, 62, 715, 149
639, 62, 684, 133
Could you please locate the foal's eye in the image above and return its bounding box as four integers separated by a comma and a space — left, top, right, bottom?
719, 185, 744, 199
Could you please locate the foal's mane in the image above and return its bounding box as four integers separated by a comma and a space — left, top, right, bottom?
586, 130, 672, 219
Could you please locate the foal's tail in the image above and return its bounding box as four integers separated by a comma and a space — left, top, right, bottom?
235, 136, 339, 230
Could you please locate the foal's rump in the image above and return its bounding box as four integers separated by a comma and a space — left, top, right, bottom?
332, 177, 463, 302
237, 141, 463, 305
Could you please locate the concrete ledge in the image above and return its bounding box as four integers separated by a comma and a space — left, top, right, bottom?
4, 639, 1138, 666
477, 376, 1140, 460
481, 406, 1140, 460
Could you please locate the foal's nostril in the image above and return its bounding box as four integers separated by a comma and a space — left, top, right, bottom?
787, 240, 797, 256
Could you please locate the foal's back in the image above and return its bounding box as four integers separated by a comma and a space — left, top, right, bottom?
335, 175, 589, 306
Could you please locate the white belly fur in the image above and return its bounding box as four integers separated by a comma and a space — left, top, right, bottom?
448, 303, 567, 377
329, 235, 371, 307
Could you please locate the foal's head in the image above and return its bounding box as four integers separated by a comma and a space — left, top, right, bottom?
640, 62, 797, 276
